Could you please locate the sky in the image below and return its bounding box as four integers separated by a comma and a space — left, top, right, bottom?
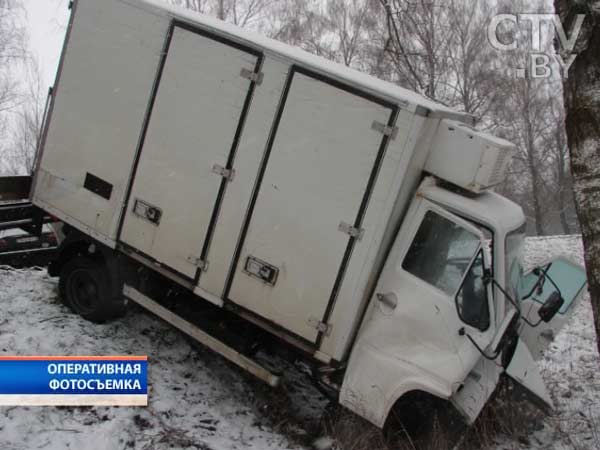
22, 0, 70, 90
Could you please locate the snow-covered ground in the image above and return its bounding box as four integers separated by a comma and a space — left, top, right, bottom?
0, 236, 597, 450
496, 236, 600, 450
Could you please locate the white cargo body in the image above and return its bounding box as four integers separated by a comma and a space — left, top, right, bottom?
32, 0, 475, 361
27, 0, 588, 431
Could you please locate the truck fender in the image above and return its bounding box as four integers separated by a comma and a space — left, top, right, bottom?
340, 342, 453, 428
48, 227, 118, 284
383, 380, 452, 428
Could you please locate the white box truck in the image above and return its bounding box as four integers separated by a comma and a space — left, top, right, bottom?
2, 0, 588, 432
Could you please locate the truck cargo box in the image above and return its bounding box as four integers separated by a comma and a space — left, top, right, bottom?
32, 0, 474, 361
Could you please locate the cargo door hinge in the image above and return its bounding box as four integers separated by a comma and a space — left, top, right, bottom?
212, 164, 235, 182
240, 68, 264, 85
187, 256, 209, 272
308, 317, 332, 336
372, 121, 399, 140
338, 222, 365, 241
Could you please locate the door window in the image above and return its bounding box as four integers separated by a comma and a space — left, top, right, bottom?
402, 211, 481, 295
456, 250, 490, 331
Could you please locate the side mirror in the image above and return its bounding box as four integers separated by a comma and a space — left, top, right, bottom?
538, 292, 564, 323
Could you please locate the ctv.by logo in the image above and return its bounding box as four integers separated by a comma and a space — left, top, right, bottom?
488, 14, 586, 79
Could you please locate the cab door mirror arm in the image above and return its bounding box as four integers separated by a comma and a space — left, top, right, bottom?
458, 326, 504, 361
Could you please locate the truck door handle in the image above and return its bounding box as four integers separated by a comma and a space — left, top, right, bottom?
376, 292, 398, 309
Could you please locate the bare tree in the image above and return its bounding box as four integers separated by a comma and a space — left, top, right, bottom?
375, 0, 454, 101
0, 0, 26, 122
171, 0, 274, 28
8, 59, 44, 174
554, 0, 600, 353
544, 90, 578, 234
489, 0, 568, 236
171, 0, 210, 14
263, 0, 331, 55
0, 0, 27, 173
323, 0, 373, 68
494, 72, 564, 236
444, 1, 500, 116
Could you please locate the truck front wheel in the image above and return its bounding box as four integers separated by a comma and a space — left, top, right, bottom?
384, 393, 465, 449
59, 255, 124, 323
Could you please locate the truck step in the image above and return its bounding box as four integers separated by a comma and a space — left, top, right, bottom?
122, 285, 281, 387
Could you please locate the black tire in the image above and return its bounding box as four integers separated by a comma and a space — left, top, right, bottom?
59, 255, 125, 323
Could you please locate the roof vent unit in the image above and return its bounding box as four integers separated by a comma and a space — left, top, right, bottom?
425, 120, 514, 194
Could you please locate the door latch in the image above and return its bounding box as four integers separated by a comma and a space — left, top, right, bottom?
308, 317, 332, 336
338, 222, 365, 240
243, 256, 279, 286
133, 199, 162, 226
372, 121, 399, 140
212, 164, 235, 182
240, 68, 264, 85
187, 256, 209, 272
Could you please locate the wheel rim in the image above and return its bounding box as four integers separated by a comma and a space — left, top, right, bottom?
67, 269, 99, 314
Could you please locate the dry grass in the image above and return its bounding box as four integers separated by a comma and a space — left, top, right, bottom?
323, 408, 389, 450
322, 405, 459, 450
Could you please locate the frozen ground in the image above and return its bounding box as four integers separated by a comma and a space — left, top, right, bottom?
0, 236, 597, 450
490, 236, 600, 450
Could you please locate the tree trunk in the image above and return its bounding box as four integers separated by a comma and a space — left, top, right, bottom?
555, 121, 572, 235
554, 0, 600, 355
524, 79, 545, 236
217, 0, 225, 20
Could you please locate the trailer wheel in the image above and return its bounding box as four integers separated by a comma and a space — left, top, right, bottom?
59, 255, 124, 323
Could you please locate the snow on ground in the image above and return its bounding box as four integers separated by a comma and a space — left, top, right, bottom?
0, 268, 324, 450
491, 236, 600, 450
0, 236, 597, 450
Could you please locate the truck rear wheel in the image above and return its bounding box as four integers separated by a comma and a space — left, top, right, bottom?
59, 255, 125, 323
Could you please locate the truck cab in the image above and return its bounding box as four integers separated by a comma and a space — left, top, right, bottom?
341, 175, 587, 428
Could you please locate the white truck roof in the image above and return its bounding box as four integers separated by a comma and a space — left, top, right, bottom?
135, 0, 474, 123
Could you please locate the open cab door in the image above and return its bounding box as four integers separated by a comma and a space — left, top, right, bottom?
504, 338, 553, 411
503, 257, 587, 412
517, 257, 588, 360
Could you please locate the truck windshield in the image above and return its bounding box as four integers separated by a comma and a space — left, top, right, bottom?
505, 223, 526, 301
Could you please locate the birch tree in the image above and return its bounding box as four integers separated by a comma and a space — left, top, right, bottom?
554, 0, 600, 353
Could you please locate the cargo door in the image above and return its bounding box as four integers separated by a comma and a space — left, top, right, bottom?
119, 23, 262, 281
227, 67, 397, 343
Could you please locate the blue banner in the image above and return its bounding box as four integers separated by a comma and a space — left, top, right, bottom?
0, 357, 147, 395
